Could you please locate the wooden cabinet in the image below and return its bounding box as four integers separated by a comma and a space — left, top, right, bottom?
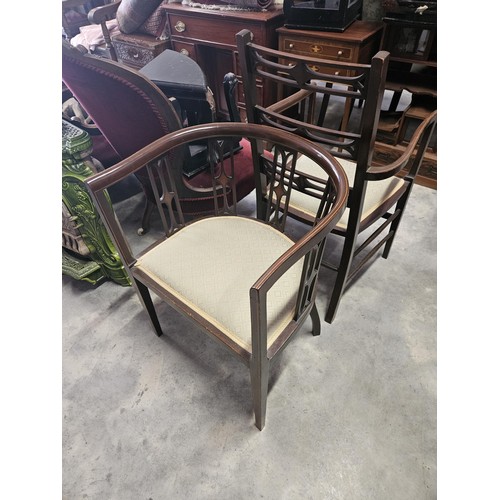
277, 21, 384, 68
162, 4, 284, 120
374, 11, 437, 189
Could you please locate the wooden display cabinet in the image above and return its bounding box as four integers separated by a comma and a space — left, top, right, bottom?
374, 8, 437, 189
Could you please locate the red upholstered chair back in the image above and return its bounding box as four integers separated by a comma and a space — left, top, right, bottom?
62, 40, 256, 234
62, 40, 183, 161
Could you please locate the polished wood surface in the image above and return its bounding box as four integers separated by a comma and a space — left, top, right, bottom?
162, 4, 285, 120
277, 21, 383, 64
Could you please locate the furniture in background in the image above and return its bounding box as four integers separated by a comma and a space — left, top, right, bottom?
62, 41, 255, 235
62, 119, 131, 286
85, 121, 349, 430
161, 3, 284, 121
69, 0, 171, 68
374, 0, 437, 188
62, 0, 108, 39
140, 48, 215, 131
71, 1, 284, 119
277, 21, 384, 129
236, 29, 437, 323
277, 21, 383, 68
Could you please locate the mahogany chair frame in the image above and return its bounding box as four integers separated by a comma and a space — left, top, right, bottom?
85, 121, 349, 430
236, 29, 437, 323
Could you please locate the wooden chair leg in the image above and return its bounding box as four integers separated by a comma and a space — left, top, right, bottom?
134, 279, 164, 337
382, 197, 409, 259
138, 196, 155, 236
325, 234, 357, 324
310, 302, 321, 336
250, 356, 270, 430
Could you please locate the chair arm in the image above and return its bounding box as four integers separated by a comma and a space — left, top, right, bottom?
265, 89, 314, 115
366, 110, 437, 181
87, 1, 120, 24
86, 1, 121, 61
249, 176, 346, 355
251, 211, 339, 297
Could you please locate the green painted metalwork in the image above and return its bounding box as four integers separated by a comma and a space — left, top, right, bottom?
62, 249, 106, 285
62, 120, 131, 286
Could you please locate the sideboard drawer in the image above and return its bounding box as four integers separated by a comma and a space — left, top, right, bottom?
162, 4, 284, 119
281, 38, 352, 61
167, 14, 272, 47
170, 40, 196, 59
169, 14, 235, 47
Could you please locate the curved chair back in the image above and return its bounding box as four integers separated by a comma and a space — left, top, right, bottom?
85, 121, 349, 430
62, 39, 182, 160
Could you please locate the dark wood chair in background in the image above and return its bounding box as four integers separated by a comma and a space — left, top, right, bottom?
236, 29, 437, 324
85, 121, 349, 429
62, 40, 254, 234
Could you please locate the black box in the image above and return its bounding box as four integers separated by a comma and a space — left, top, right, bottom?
283, 0, 362, 32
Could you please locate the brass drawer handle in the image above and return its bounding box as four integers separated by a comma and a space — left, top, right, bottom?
175, 21, 186, 32
179, 48, 189, 56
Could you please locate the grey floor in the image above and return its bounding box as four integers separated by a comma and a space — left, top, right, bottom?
62, 177, 437, 499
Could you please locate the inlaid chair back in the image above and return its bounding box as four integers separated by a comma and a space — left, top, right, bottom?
85, 121, 349, 430
61, 40, 254, 234
236, 29, 437, 323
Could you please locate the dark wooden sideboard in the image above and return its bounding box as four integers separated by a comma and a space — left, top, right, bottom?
277, 21, 384, 66
162, 4, 284, 121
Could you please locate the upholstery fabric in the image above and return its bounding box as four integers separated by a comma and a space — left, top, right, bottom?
62, 52, 173, 159
70, 20, 120, 51
116, 0, 165, 34
288, 156, 406, 230
136, 216, 304, 352
137, 4, 168, 37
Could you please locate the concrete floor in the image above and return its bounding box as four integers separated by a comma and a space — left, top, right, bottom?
62, 180, 436, 499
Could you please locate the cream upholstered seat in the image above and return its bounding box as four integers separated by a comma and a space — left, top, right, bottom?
288, 157, 406, 231
85, 122, 349, 430
137, 216, 303, 352
237, 29, 437, 324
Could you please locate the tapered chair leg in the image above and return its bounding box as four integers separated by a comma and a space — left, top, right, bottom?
250, 357, 270, 430
311, 302, 321, 336
325, 236, 357, 324
138, 196, 155, 236
134, 279, 163, 337
382, 198, 409, 259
